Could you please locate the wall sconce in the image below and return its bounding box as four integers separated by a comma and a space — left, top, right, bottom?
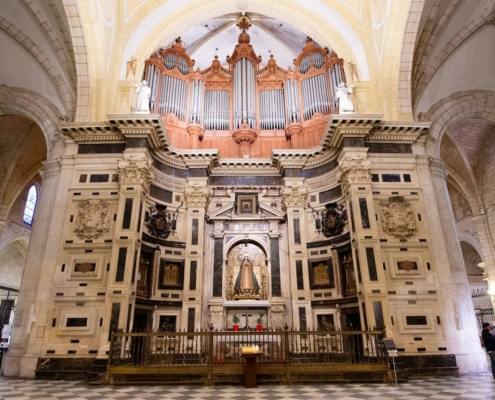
308, 203, 322, 233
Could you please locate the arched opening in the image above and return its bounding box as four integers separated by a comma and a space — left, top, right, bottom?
22, 186, 38, 226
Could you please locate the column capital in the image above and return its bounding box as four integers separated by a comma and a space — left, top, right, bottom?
117, 155, 153, 191
281, 179, 307, 209
185, 178, 210, 209
337, 153, 371, 193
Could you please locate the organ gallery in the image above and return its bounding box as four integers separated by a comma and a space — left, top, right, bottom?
1, 2, 491, 382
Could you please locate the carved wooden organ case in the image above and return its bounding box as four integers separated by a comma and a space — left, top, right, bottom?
143, 25, 346, 157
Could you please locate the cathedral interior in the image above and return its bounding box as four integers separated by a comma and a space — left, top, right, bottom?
1, 0, 495, 381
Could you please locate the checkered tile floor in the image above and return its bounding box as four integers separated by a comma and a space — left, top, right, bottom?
1, 375, 494, 399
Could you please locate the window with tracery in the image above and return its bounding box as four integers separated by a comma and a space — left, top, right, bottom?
23, 185, 37, 225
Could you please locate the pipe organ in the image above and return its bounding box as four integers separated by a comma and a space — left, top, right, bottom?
143, 22, 346, 157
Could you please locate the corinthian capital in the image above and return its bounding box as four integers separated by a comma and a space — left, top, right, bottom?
281, 181, 308, 210
184, 180, 210, 209
338, 154, 372, 192
117, 157, 153, 191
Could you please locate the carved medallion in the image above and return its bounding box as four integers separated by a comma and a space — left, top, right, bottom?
74, 200, 110, 239
321, 203, 347, 237
379, 196, 417, 238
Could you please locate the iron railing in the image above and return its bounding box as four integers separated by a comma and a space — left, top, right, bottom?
106, 327, 389, 384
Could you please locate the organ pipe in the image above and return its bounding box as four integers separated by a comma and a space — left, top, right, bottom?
144, 35, 346, 132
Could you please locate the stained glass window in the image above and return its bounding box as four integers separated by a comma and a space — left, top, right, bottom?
23, 185, 37, 225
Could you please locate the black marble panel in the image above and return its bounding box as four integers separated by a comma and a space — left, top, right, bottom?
189, 261, 197, 291
302, 159, 339, 179
66, 317, 88, 327
137, 202, 143, 232
293, 218, 301, 245
90, 174, 109, 183
141, 232, 186, 248
150, 185, 173, 203
366, 247, 378, 281
359, 198, 370, 229
361, 302, 368, 330
208, 176, 283, 186
131, 250, 138, 284
187, 308, 195, 332
296, 260, 304, 290
213, 238, 223, 297
109, 302, 121, 340
126, 137, 149, 148
342, 137, 365, 147
270, 237, 281, 297
122, 198, 133, 229
398, 354, 456, 369
299, 307, 307, 331
355, 249, 362, 283
115, 247, 127, 282
191, 219, 199, 245
189, 169, 208, 177
349, 201, 356, 232
406, 316, 427, 325
382, 174, 401, 182
153, 159, 189, 178
373, 301, 384, 329
319, 186, 343, 203
284, 168, 302, 177
366, 143, 412, 154
307, 232, 350, 248
78, 143, 126, 154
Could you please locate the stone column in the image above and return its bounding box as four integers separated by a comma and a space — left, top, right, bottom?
182, 178, 209, 331
281, 178, 311, 328
338, 148, 388, 331
416, 156, 486, 373
4, 137, 76, 378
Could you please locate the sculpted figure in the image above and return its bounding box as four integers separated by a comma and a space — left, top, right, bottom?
336, 82, 355, 113
235, 256, 259, 295
135, 80, 151, 112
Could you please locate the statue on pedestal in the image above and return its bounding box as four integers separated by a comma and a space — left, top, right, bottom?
336, 82, 355, 113
134, 80, 151, 113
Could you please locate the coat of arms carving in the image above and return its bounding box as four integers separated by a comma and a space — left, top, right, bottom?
379, 196, 417, 238
145, 204, 176, 239
321, 203, 347, 237
74, 200, 110, 239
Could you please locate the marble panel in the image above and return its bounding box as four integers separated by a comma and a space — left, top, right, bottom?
77, 143, 126, 154
150, 185, 173, 203
153, 159, 189, 178
366, 143, 412, 154
213, 238, 223, 297
302, 159, 339, 179
122, 198, 133, 229
319, 186, 342, 204
270, 238, 281, 297
115, 247, 127, 282
189, 261, 197, 291
208, 176, 283, 186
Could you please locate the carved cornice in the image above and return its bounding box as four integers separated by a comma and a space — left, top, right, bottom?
107, 114, 168, 149
180, 149, 219, 171
367, 121, 429, 143
61, 123, 123, 142
322, 114, 382, 150
211, 159, 280, 176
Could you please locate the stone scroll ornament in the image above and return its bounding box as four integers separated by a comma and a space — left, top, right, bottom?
281, 182, 308, 209
74, 200, 110, 239
379, 196, 417, 238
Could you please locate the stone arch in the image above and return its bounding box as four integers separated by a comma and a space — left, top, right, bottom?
224, 237, 268, 260
0, 237, 29, 290
398, 0, 424, 115
61, 0, 91, 122
426, 90, 495, 144
0, 86, 61, 153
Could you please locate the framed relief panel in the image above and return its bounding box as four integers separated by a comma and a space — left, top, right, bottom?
385, 251, 427, 279
235, 193, 258, 216
308, 258, 335, 289
158, 259, 184, 290
65, 251, 107, 281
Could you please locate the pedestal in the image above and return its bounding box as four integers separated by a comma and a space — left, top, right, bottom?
242, 353, 260, 388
